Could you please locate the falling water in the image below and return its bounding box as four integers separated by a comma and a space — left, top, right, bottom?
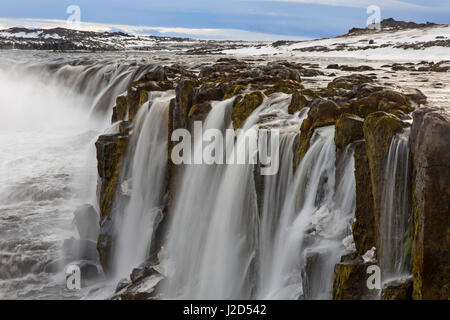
160, 97, 238, 299
257, 127, 356, 299
161, 95, 301, 299
113, 91, 174, 279
0, 55, 104, 299
0, 51, 161, 299
379, 130, 412, 283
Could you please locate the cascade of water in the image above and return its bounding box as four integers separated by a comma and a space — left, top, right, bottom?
379, 129, 412, 283
112, 91, 174, 279
160, 98, 237, 298
161, 95, 302, 299
257, 133, 297, 294
257, 126, 356, 299
0, 56, 104, 299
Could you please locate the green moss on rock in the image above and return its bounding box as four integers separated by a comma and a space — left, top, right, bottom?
263, 80, 304, 96
188, 101, 212, 119
223, 84, 246, 100
334, 114, 364, 156
288, 92, 308, 114
352, 140, 376, 255
381, 278, 413, 300
333, 256, 376, 300
231, 91, 264, 130
296, 99, 342, 166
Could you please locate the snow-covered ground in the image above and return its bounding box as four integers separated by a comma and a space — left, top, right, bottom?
224, 25, 450, 61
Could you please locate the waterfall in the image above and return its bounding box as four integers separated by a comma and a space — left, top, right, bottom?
0, 52, 163, 298
161, 95, 300, 299
2, 56, 157, 121
113, 91, 174, 279
379, 130, 412, 284
257, 133, 297, 296
159, 94, 357, 300
257, 127, 356, 299
160, 97, 238, 299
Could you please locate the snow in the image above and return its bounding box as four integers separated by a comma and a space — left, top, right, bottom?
224, 25, 450, 61
0, 31, 43, 39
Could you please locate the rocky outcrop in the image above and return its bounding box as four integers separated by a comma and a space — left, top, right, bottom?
296, 99, 342, 165
231, 91, 264, 130
410, 108, 450, 300
333, 254, 378, 300
352, 140, 376, 255
288, 92, 308, 115
334, 114, 364, 158
363, 111, 408, 246
381, 277, 413, 300
95, 133, 129, 272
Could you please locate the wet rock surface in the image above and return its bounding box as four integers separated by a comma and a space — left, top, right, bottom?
381, 277, 413, 300
410, 108, 450, 300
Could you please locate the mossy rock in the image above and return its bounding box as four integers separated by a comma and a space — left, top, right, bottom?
363, 111, 408, 247
381, 278, 413, 300
288, 92, 308, 114
176, 79, 198, 129
231, 91, 264, 130
95, 133, 130, 273
410, 109, 450, 300
296, 99, 342, 166
328, 74, 374, 90
352, 140, 376, 255
333, 256, 376, 300
127, 88, 149, 122
334, 114, 364, 155
263, 80, 304, 96
114, 95, 128, 122
223, 84, 246, 100
348, 90, 414, 118
188, 101, 212, 120
193, 84, 226, 104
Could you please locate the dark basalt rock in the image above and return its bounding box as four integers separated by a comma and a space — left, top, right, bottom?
296, 99, 342, 165
333, 255, 379, 300
410, 108, 450, 300
231, 91, 264, 130
288, 92, 308, 115
363, 112, 408, 248
334, 114, 364, 157
381, 277, 413, 300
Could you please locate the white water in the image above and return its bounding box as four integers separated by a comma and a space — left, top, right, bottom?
113, 91, 173, 279
257, 127, 355, 299
0, 59, 102, 299
159, 94, 356, 300
0, 52, 157, 299
379, 130, 412, 284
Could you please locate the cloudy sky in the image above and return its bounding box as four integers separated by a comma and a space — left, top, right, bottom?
0, 0, 449, 40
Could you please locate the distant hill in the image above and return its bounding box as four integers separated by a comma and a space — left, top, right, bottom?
0, 27, 191, 51
347, 18, 441, 35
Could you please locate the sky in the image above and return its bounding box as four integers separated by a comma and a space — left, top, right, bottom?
0, 0, 449, 40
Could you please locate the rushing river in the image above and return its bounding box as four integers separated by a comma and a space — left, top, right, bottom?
0, 55, 101, 299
